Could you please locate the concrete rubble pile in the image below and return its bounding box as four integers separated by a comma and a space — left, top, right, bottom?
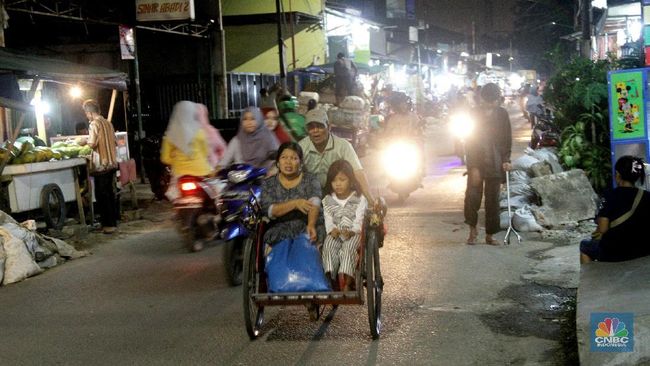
0, 211, 89, 286
500, 147, 599, 235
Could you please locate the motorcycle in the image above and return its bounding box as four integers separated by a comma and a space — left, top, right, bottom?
529, 106, 560, 149
174, 175, 224, 253
381, 138, 424, 203
448, 111, 475, 164
216, 164, 266, 286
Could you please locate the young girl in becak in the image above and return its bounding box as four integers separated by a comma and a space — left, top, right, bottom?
322, 159, 368, 291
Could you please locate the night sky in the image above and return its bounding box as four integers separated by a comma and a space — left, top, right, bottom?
420, 0, 517, 36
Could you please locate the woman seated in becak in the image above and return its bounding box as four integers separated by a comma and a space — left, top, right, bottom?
261, 142, 321, 246
580, 155, 650, 263
260, 142, 330, 319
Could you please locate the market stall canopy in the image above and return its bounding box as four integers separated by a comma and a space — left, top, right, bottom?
0, 47, 128, 92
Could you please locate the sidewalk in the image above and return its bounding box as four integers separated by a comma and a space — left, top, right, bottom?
60, 182, 173, 251
577, 256, 650, 365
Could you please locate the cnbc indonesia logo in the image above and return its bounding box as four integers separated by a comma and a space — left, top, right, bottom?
591, 313, 634, 352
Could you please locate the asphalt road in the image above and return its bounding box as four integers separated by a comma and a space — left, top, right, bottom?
0, 107, 577, 365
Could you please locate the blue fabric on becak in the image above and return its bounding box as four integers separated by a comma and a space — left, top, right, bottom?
265, 234, 331, 293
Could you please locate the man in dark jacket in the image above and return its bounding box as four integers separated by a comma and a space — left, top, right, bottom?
464, 83, 512, 245
334, 52, 358, 105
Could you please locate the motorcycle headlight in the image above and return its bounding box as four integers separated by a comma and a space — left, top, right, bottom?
227, 170, 250, 184
382, 141, 421, 181
449, 113, 474, 140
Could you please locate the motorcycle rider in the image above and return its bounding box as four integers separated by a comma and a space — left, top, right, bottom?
525, 86, 544, 128
220, 106, 279, 172
161, 101, 226, 183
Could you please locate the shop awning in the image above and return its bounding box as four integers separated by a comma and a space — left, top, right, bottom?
0, 48, 128, 91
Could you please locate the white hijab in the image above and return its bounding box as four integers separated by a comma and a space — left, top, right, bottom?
165, 101, 201, 156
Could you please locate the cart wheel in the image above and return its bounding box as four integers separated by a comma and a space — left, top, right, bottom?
224, 237, 244, 286
243, 236, 264, 339
365, 229, 383, 339
40, 184, 66, 230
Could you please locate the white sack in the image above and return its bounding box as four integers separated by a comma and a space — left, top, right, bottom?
512, 155, 540, 172
512, 205, 544, 232
298, 91, 319, 105
0, 238, 5, 284
339, 96, 365, 110
0, 228, 43, 285
500, 211, 512, 229
526, 147, 563, 173
500, 195, 529, 209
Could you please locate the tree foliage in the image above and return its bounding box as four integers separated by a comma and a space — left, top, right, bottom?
544, 57, 614, 193
512, 0, 575, 74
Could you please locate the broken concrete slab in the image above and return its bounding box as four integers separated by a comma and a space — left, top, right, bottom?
530, 169, 598, 226
577, 255, 650, 365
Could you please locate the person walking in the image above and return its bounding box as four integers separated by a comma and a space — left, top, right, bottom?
81, 99, 118, 234
334, 52, 358, 105
464, 83, 512, 245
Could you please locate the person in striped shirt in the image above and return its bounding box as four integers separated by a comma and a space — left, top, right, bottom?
321, 159, 367, 291
82, 99, 118, 234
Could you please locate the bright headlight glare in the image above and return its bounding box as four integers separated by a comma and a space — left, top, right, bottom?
383, 142, 420, 180
449, 113, 474, 139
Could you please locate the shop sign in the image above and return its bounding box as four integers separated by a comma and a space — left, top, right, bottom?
136, 0, 195, 22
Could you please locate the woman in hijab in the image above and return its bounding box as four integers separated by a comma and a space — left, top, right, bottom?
161, 101, 226, 179
220, 106, 280, 170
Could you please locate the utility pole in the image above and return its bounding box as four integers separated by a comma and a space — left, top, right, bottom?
580, 0, 591, 58
275, 0, 287, 90
214, 0, 228, 119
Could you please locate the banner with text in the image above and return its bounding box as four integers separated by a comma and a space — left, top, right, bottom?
136, 0, 195, 22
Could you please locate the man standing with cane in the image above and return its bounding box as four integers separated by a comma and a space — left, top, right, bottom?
463, 83, 512, 245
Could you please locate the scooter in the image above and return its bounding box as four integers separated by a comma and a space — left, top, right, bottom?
448, 111, 475, 164
216, 164, 267, 286
174, 175, 224, 253
529, 106, 560, 149
381, 139, 424, 203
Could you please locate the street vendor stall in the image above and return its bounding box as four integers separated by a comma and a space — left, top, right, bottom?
0, 47, 128, 228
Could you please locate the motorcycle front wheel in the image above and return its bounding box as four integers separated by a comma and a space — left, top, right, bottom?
224, 237, 244, 286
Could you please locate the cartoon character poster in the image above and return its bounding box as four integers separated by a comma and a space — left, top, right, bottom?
610, 71, 646, 140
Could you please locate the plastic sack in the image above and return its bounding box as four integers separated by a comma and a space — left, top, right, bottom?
512, 205, 544, 232
0, 228, 43, 285
509, 170, 531, 185
526, 147, 563, 174
339, 96, 366, 111
0, 240, 5, 284
512, 155, 539, 172
499, 195, 529, 209
298, 91, 319, 105
265, 234, 331, 293
500, 211, 512, 229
